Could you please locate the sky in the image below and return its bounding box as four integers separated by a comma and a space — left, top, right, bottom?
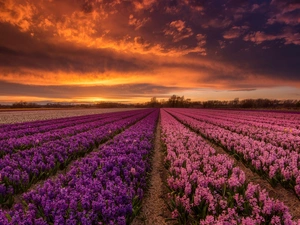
0, 0, 299, 104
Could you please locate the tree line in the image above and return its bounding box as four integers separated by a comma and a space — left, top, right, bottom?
145, 95, 300, 109
0, 96, 299, 109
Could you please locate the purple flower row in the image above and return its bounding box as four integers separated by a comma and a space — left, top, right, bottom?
188, 109, 300, 133
0, 110, 143, 157
0, 112, 107, 133
0, 110, 141, 141
166, 109, 300, 198
175, 109, 300, 151
0, 109, 159, 224
0, 109, 153, 207
160, 109, 298, 224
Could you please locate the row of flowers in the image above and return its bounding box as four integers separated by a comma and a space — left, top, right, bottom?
0, 109, 159, 224
160, 109, 298, 224
0, 111, 112, 140
166, 109, 300, 198
224, 110, 300, 130
0, 111, 112, 134
0, 110, 144, 157
179, 109, 300, 134
175, 109, 300, 151
0, 109, 153, 207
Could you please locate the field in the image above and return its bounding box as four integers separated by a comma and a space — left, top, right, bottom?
0, 108, 299, 224
0, 108, 139, 124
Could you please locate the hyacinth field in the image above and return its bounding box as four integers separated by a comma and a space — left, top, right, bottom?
0, 108, 299, 224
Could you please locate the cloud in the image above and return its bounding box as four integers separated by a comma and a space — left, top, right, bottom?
164, 0, 204, 14
0, 0, 299, 102
0, 0, 35, 32
267, 2, 300, 26
243, 30, 300, 45
0, 80, 184, 100
223, 26, 249, 39
128, 14, 150, 30
218, 40, 226, 49
164, 20, 193, 42
230, 88, 256, 92
0, 42, 151, 75
243, 32, 278, 44
231, 7, 247, 22
251, 4, 260, 12
193, 34, 206, 55
267, 12, 300, 26
0, 0, 207, 58
202, 17, 232, 29
132, 0, 157, 11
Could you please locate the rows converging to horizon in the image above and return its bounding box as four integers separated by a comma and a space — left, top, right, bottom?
0, 108, 299, 224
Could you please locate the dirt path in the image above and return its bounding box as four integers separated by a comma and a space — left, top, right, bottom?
132, 116, 175, 225
204, 140, 300, 220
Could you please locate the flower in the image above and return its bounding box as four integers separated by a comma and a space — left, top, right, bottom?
171, 209, 179, 218
130, 167, 136, 175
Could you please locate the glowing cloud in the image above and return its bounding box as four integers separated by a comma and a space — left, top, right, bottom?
0, 0, 299, 103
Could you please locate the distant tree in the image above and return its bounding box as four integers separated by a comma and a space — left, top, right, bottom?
168, 95, 177, 107
149, 97, 160, 107
160, 99, 166, 107
240, 99, 255, 108
229, 98, 239, 108
167, 95, 190, 107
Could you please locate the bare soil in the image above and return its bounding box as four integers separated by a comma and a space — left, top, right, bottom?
132, 116, 176, 225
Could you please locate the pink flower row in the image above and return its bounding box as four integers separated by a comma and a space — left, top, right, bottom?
160, 109, 298, 224
176, 109, 300, 151
166, 109, 300, 198
175, 108, 300, 137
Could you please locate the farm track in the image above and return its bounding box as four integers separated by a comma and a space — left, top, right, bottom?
166, 111, 300, 220
132, 116, 175, 225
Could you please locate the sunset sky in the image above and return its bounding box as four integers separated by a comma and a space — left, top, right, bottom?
0, 0, 299, 104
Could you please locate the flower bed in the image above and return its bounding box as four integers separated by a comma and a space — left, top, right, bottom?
0, 109, 153, 207
166, 109, 300, 198
161, 109, 298, 224
0, 110, 145, 156
174, 109, 300, 150
0, 109, 159, 224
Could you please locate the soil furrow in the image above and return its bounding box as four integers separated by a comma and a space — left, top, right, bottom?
132, 115, 175, 225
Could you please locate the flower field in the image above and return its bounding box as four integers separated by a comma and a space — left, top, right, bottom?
164, 109, 300, 198
0, 109, 139, 124
0, 108, 299, 224
161, 109, 299, 224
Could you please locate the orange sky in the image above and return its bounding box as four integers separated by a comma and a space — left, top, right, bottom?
0, 0, 299, 103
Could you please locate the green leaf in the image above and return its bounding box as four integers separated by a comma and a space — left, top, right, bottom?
5, 213, 12, 222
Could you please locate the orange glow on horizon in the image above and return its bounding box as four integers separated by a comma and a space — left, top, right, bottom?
0, 0, 299, 103
0, 96, 154, 104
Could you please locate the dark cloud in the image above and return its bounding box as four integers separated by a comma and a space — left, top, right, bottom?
0, 23, 151, 74
0, 45, 150, 75
230, 88, 257, 92
0, 81, 184, 99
